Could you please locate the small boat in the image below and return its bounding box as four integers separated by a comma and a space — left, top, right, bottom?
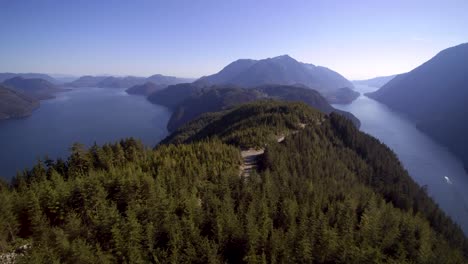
444, 176, 452, 184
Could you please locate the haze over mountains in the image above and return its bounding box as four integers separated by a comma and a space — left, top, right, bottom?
2, 77, 65, 100
65, 74, 194, 90
0, 73, 59, 84
367, 43, 468, 171
125, 82, 167, 96
195, 55, 359, 104
353, 74, 399, 88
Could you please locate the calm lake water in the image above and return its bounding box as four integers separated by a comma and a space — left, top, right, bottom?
334, 84, 468, 234
0, 87, 171, 179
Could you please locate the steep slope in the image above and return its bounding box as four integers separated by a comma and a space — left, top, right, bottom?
163, 85, 359, 132
2, 77, 64, 100
353, 74, 399, 88
195, 55, 358, 104
125, 82, 167, 96
0, 85, 39, 119
367, 43, 468, 170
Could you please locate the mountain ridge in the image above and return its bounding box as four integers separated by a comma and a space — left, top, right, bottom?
195, 55, 358, 104
148, 84, 360, 132
0, 73, 58, 84
66, 74, 194, 89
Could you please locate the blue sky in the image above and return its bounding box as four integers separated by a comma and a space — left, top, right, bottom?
0, 0, 467, 79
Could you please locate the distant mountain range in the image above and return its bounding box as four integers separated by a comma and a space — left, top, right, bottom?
125, 82, 167, 96
0, 77, 68, 119
367, 43, 468, 171
64, 75, 108, 88
148, 83, 360, 132
0, 85, 39, 120
2, 77, 66, 100
0, 73, 58, 84
195, 55, 359, 104
353, 74, 399, 88
66, 74, 194, 89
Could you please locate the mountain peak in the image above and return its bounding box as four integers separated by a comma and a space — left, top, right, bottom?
271, 54, 295, 61
194, 55, 355, 103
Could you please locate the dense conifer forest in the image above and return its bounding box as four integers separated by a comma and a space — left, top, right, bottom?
0, 101, 467, 263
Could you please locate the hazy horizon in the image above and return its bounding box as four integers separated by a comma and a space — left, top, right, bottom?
1, 0, 467, 79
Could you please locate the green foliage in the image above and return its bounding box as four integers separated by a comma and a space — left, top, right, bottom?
155, 84, 360, 132
1, 102, 466, 263
163, 101, 324, 149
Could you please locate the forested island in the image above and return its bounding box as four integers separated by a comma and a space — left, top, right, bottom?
1, 101, 466, 263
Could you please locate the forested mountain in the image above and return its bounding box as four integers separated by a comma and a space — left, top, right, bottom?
0, 85, 39, 120
66, 74, 193, 89
158, 84, 359, 132
353, 74, 399, 88
195, 55, 359, 104
148, 82, 201, 109
125, 82, 167, 96
1, 101, 466, 263
366, 43, 468, 171
2, 77, 65, 100
0, 73, 58, 84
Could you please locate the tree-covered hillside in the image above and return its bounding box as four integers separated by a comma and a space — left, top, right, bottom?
0, 102, 466, 263
163, 101, 325, 148
0, 85, 39, 120
150, 84, 359, 132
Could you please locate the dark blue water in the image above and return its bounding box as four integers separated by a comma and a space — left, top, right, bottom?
0, 87, 170, 179
334, 84, 468, 234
